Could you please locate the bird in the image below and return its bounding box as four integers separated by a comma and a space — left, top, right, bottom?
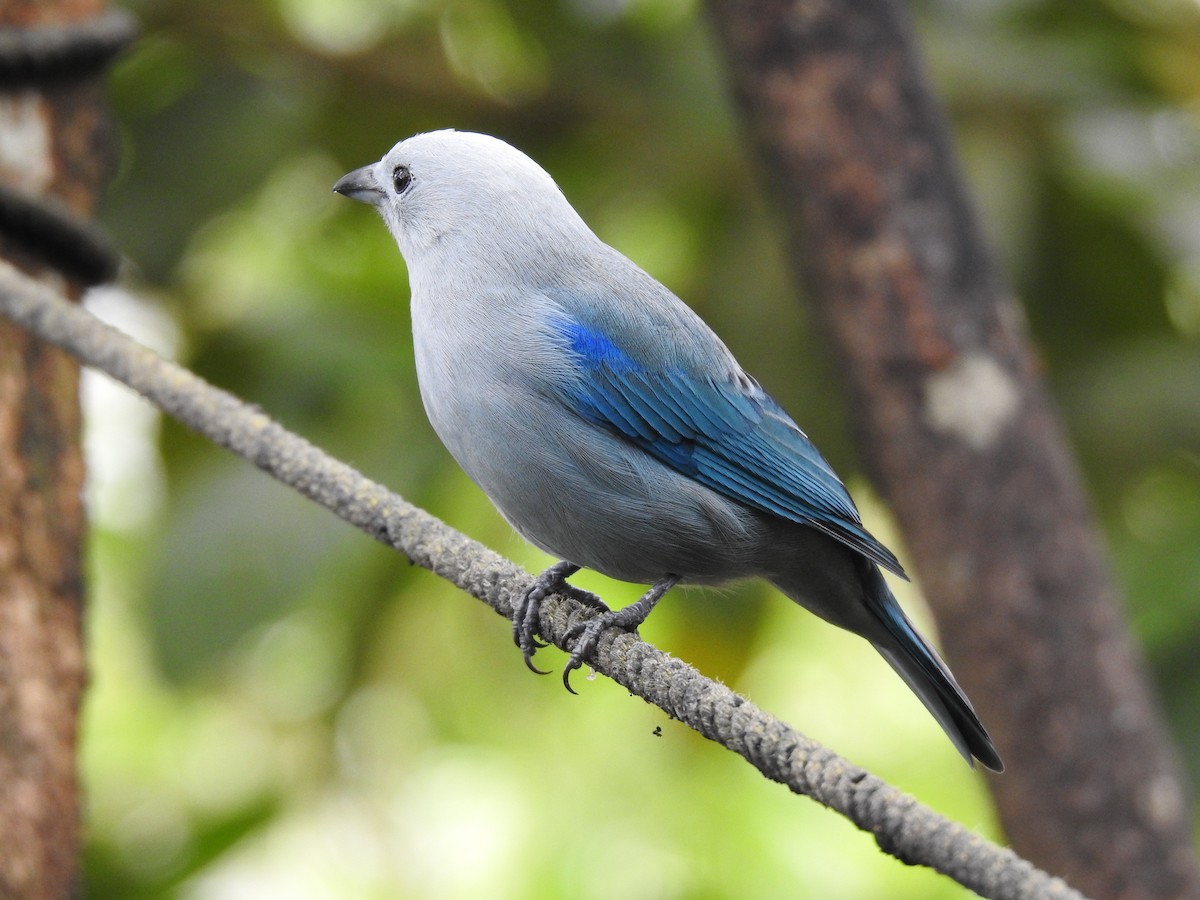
334, 129, 1003, 772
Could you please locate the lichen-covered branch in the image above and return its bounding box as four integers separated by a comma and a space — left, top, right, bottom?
0, 261, 1085, 900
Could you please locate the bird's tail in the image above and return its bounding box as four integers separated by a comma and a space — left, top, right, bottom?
769, 530, 1003, 771
864, 569, 1003, 772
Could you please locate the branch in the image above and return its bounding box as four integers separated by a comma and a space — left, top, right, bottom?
0, 6, 133, 897
0, 261, 1085, 900
706, 3, 1199, 896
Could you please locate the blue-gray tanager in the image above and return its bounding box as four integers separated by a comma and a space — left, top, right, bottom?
334, 130, 1002, 772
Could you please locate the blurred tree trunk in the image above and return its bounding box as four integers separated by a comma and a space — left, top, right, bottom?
0, 1, 118, 896
707, 1, 1200, 898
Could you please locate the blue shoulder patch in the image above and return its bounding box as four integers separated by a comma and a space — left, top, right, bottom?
550, 315, 906, 577
558, 320, 635, 369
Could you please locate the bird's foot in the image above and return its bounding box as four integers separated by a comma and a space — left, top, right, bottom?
512, 561, 608, 674
561, 574, 680, 693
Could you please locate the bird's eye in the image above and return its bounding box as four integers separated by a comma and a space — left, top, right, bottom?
392, 165, 413, 194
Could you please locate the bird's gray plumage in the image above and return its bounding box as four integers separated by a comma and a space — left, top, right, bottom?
334, 130, 1002, 772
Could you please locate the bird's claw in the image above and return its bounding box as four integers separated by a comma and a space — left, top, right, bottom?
518, 610, 551, 675
560, 574, 681, 691
515, 565, 676, 691
512, 577, 554, 674
561, 614, 618, 693
512, 561, 607, 675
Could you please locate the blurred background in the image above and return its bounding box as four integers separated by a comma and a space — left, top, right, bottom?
82, 0, 1200, 896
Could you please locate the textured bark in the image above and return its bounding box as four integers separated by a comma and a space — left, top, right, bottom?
706, 1, 1200, 898
0, 1, 117, 896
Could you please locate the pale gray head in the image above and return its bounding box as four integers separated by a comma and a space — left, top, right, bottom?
333, 130, 593, 268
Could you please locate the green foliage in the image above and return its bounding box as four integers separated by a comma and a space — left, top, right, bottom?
84, 0, 1200, 895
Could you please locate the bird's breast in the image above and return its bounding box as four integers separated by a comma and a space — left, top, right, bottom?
406, 286, 770, 584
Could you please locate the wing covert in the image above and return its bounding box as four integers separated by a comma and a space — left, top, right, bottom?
553, 319, 906, 577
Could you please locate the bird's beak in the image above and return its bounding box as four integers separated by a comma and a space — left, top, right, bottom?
333, 165, 385, 204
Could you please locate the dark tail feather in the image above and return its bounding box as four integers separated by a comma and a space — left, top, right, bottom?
867, 575, 1004, 772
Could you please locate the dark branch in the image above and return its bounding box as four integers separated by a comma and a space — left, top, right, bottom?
706, 2, 1199, 896
0, 187, 119, 286
0, 262, 1086, 900
0, 9, 138, 85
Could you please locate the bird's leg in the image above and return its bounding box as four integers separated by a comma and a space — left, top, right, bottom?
512, 560, 609, 674
562, 574, 681, 693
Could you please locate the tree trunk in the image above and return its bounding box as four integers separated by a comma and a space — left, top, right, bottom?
706, 1, 1200, 897
0, 1, 119, 896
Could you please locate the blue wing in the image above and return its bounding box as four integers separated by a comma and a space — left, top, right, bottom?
553, 318, 906, 578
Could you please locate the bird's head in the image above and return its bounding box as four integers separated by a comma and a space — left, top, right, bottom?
334, 130, 590, 267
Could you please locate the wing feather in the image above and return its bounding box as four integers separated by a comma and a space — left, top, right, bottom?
554, 318, 906, 577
